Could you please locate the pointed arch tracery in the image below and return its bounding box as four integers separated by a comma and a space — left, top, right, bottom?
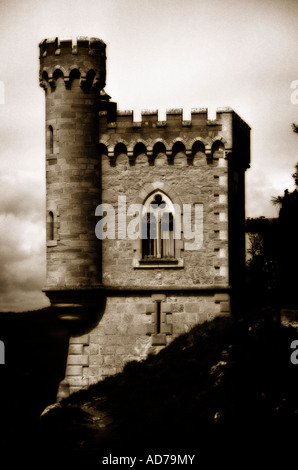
141, 190, 176, 260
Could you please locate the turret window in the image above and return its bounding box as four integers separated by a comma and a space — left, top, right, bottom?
46, 209, 59, 247
48, 125, 54, 154
47, 211, 54, 241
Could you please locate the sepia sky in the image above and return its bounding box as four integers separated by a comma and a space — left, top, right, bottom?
0, 0, 298, 311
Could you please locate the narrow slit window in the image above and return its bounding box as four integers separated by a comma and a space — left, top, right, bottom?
156, 301, 161, 334
47, 211, 54, 241
48, 125, 54, 154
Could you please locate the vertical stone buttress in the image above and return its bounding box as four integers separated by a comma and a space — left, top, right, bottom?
39, 38, 106, 306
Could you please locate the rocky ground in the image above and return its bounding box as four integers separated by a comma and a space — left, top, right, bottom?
1, 308, 298, 465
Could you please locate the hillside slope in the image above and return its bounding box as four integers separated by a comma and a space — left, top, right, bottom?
30, 312, 298, 464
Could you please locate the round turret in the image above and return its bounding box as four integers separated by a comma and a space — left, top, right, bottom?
39, 37, 106, 91
39, 37, 106, 304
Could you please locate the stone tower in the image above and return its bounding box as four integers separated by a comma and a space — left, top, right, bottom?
39, 37, 250, 397
39, 37, 106, 308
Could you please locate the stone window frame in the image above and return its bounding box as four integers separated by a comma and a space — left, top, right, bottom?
133, 182, 184, 268
142, 191, 175, 260
48, 125, 54, 154
46, 122, 59, 163
46, 205, 60, 247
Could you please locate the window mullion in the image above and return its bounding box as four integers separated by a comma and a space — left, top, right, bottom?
157, 211, 161, 258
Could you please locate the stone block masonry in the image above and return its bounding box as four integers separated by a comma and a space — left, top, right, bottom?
100, 148, 230, 288
40, 38, 105, 290
39, 37, 250, 399
58, 292, 229, 398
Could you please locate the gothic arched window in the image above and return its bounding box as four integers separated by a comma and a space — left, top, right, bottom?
47, 211, 54, 241
142, 192, 175, 260
46, 209, 59, 246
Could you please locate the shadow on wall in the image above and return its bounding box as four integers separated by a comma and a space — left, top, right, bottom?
0, 305, 104, 446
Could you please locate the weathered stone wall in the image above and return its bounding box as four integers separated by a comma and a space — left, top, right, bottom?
45, 78, 102, 288
39, 38, 250, 400
57, 109, 238, 398
60, 292, 229, 396
100, 139, 230, 289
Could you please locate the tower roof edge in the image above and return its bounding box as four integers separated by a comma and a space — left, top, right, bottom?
39, 36, 106, 58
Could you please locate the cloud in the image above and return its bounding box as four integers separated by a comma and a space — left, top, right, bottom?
0, 170, 49, 312
0, 170, 45, 219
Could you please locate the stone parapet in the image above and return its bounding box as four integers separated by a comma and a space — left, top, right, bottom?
98, 107, 251, 170
39, 37, 106, 91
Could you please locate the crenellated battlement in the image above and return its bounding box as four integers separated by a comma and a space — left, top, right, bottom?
39, 37, 106, 57
39, 37, 106, 91
99, 107, 211, 127
98, 107, 245, 127
98, 106, 251, 168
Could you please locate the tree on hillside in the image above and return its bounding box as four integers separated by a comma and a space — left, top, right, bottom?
292, 161, 298, 187
245, 125, 298, 309
271, 194, 285, 207
247, 232, 264, 260
245, 217, 279, 308
272, 125, 298, 307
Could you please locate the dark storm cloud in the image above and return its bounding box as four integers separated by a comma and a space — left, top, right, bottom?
0, 170, 48, 311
